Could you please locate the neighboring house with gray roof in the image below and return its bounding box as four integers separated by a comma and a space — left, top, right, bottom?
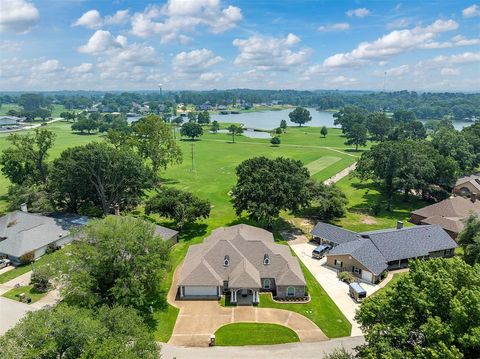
311, 222, 360, 246
314, 222, 458, 283
177, 224, 306, 304
154, 225, 179, 245
410, 195, 480, 238
0, 211, 88, 264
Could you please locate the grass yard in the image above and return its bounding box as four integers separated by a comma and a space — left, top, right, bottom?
214, 323, 299, 346
2, 284, 47, 303
258, 260, 351, 338
0, 122, 358, 341
334, 176, 429, 232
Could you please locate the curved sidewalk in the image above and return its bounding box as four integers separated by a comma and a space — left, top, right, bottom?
167, 263, 327, 347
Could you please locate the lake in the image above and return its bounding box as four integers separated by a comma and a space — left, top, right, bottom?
211, 108, 336, 130
129, 109, 473, 131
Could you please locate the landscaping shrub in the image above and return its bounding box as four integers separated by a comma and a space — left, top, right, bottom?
20, 251, 35, 265
338, 271, 355, 283
30, 270, 50, 293
45, 243, 60, 254
323, 347, 355, 359
270, 136, 281, 146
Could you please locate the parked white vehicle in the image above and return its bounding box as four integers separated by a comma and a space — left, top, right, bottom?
0, 258, 11, 269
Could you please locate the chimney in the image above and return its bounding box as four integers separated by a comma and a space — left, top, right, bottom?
471, 193, 477, 203
396, 221, 404, 230
20, 203, 28, 213
114, 204, 120, 216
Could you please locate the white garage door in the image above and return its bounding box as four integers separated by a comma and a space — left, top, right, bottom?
184, 286, 217, 296
361, 270, 372, 282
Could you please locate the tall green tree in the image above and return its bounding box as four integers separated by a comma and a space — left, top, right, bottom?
131, 114, 182, 173
145, 187, 211, 229
180, 122, 203, 140
280, 119, 287, 131
227, 124, 244, 143
288, 107, 311, 127
53, 216, 170, 311
197, 110, 210, 125
462, 122, 480, 166
355, 141, 456, 206
320, 126, 328, 138
50, 142, 152, 214
310, 183, 347, 220
333, 106, 368, 134
432, 127, 477, 172
393, 109, 416, 122
366, 112, 393, 141
458, 213, 480, 265
18, 93, 46, 112
0, 305, 160, 359
232, 157, 312, 226
210, 120, 220, 133
187, 111, 197, 122
0, 128, 55, 185
345, 122, 368, 151
356, 258, 480, 359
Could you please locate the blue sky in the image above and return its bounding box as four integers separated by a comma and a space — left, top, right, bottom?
0, 0, 479, 91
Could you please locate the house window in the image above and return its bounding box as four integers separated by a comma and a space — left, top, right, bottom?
263, 279, 271, 289
223, 255, 230, 267
287, 287, 295, 297
263, 254, 270, 265
353, 267, 362, 275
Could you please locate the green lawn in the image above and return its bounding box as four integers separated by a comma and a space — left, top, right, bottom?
334, 176, 429, 232
0, 123, 358, 341
0, 121, 102, 214
0, 104, 67, 118
214, 323, 300, 346
258, 261, 351, 338
2, 285, 47, 303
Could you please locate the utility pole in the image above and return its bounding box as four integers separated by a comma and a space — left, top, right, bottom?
190, 143, 195, 172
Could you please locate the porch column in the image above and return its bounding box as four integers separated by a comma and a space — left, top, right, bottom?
253, 290, 259, 304
180, 286, 184, 298
231, 289, 236, 303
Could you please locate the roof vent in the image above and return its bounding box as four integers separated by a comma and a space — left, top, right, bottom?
223, 255, 230, 267
263, 254, 270, 265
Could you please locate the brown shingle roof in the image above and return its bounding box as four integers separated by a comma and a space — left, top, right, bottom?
178, 224, 306, 288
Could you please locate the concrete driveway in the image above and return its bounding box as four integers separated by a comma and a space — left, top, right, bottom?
167, 263, 327, 347
0, 297, 33, 335
288, 242, 381, 336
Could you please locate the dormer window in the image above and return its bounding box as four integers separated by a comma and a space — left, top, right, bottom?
224, 255, 230, 267
263, 254, 270, 265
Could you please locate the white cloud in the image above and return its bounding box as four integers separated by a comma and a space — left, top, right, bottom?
325, 76, 358, 87
323, 19, 459, 68
0, 0, 39, 33
173, 49, 223, 76
346, 8, 370, 18
374, 64, 410, 77
73, 10, 102, 29
440, 67, 460, 75
462, 4, 480, 18
130, 0, 242, 42
233, 33, 312, 70
199, 72, 223, 82
318, 23, 350, 32
71, 63, 93, 74
105, 10, 130, 25
0, 40, 22, 51
73, 9, 130, 29
415, 51, 480, 70
31, 59, 61, 73
78, 30, 126, 53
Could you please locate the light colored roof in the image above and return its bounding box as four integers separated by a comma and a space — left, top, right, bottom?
411, 196, 480, 219
455, 175, 480, 192
229, 258, 261, 288
0, 211, 88, 258
154, 225, 178, 241
411, 197, 480, 234
178, 224, 306, 288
